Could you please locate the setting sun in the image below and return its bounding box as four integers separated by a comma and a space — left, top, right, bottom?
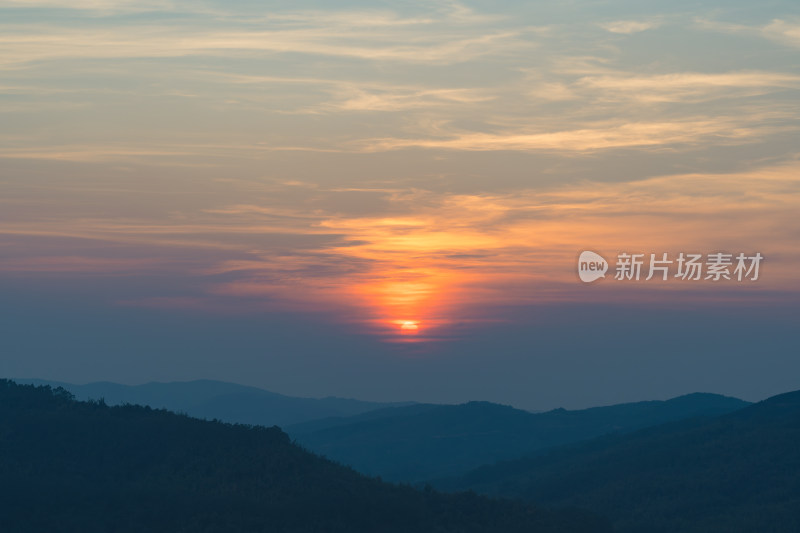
399, 321, 419, 332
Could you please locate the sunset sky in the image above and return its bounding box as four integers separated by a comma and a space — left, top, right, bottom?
2, 0, 799, 409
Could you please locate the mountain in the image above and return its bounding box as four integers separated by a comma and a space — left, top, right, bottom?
439, 390, 800, 533
14, 378, 413, 428
289, 393, 750, 482
0, 379, 609, 533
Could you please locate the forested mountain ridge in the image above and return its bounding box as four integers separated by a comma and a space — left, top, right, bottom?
14, 378, 413, 427
291, 392, 749, 482
440, 389, 800, 533
0, 379, 608, 533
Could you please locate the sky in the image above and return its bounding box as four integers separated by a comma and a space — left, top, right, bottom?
1, 0, 799, 410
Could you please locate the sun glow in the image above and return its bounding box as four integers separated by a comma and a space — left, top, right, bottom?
347, 266, 460, 342
206, 164, 800, 344
399, 320, 419, 332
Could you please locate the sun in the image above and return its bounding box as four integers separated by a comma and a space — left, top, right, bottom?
399, 320, 419, 332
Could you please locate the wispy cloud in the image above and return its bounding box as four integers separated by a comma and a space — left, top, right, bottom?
763, 18, 800, 47
8, 159, 797, 338
600, 20, 660, 34
696, 17, 800, 48
0, 4, 529, 68
211, 161, 800, 337
0, 0, 178, 12
575, 71, 800, 102
326, 86, 494, 112
361, 117, 784, 152
0, 142, 346, 162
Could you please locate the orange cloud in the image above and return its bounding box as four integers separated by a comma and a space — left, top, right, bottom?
3, 162, 798, 341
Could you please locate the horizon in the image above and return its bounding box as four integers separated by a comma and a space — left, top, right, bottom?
8, 376, 775, 412
1, 0, 799, 411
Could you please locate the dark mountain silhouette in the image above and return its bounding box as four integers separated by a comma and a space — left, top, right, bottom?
0, 379, 608, 533
15, 378, 413, 427
289, 393, 749, 482
439, 389, 800, 533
